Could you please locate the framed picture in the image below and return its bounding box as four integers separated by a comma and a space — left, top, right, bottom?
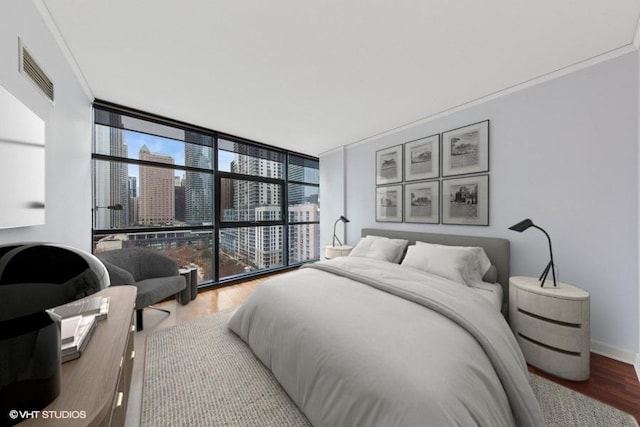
376, 145, 403, 185
442, 175, 489, 226
404, 134, 439, 181
442, 120, 489, 177
404, 180, 439, 224
376, 185, 403, 222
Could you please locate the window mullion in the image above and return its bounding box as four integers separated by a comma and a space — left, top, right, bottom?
92, 102, 318, 288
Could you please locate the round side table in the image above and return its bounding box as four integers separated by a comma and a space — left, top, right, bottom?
508, 276, 590, 381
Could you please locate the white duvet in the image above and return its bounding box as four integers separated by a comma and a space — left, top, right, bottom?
228, 257, 543, 427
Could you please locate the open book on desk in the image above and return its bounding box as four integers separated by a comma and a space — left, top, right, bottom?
48, 296, 111, 362
47, 296, 110, 321
60, 315, 97, 362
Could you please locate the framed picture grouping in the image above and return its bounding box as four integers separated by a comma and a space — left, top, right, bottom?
404, 181, 439, 224
404, 134, 439, 181
376, 185, 403, 222
376, 145, 403, 185
442, 120, 489, 177
442, 175, 489, 226
375, 119, 490, 225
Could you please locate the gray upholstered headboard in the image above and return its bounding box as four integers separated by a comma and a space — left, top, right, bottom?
361, 228, 510, 313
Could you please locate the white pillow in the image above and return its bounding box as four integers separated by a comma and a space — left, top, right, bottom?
415, 241, 492, 284
401, 244, 471, 285
407, 242, 492, 286
349, 235, 409, 263
416, 242, 491, 282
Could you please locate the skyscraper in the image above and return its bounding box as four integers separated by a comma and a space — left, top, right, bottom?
128, 176, 138, 225
184, 132, 213, 225
128, 176, 137, 197
288, 203, 320, 262
175, 180, 186, 222
230, 147, 283, 268
94, 111, 128, 229
288, 159, 319, 205
138, 144, 175, 225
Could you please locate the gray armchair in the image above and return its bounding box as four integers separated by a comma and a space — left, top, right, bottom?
95, 248, 186, 331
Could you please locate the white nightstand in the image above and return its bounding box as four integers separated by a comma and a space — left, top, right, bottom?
509, 276, 590, 381
324, 245, 353, 259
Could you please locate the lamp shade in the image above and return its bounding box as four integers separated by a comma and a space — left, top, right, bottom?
508, 218, 534, 232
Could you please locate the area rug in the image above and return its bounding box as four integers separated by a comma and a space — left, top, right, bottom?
142, 310, 638, 427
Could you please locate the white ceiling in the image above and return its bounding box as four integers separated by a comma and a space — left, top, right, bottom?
40, 0, 640, 157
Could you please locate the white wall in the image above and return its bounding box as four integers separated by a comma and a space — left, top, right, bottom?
0, 0, 92, 251
637, 50, 640, 376
322, 51, 640, 359
320, 147, 348, 255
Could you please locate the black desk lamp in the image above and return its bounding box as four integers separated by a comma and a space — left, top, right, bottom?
332, 216, 350, 246
509, 218, 557, 287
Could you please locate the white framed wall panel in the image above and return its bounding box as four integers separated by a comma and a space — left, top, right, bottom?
0, 85, 45, 228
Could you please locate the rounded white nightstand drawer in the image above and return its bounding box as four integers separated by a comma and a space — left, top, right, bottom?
509, 276, 590, 381
324, 245, 353, 259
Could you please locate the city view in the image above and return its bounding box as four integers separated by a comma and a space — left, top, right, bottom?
93, 111, 319, 284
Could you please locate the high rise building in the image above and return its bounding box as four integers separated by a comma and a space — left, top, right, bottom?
184, 132, 213, 225
288, 202, 320, 262
232, 154, 281, 221
128, 176, 138, 225
287, 158, 319, 205
129, 196, 139, 225
219, 177, 234, 217
228, 148, 283, 268
255, 206, 282, 268
138, 144, 175, 225
175, 183, 186, 222
128, 176, 137, 197
94, 111, 129, 229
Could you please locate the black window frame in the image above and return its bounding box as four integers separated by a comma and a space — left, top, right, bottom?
91, 100, 319, 289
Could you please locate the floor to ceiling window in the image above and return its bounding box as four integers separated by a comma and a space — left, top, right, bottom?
92, 102, 319, 287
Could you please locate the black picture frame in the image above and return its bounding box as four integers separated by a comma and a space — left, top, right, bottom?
404, 180, 439, 224
404, 134, 439, 181
442, 174, 489, 226
442, 120, 489, 177
376, 184, 403, 222
376, 144, 403, 185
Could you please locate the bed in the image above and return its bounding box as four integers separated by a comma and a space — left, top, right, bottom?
228, 229, 544, 426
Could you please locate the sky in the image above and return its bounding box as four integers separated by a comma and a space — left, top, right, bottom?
124, 130, 234, 186
119, 130, 318, 200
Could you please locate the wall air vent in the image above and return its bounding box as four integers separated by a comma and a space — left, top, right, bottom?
19, 39, 54, 103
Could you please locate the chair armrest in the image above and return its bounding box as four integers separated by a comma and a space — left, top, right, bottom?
100, 260, 136, 285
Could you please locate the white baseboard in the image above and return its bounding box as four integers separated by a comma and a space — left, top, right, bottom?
591, 339, 640, 382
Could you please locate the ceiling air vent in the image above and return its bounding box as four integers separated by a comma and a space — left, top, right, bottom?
19, 39, 54, 103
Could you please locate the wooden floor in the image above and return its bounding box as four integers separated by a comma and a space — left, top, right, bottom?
529, 356, 640, 423
166, 277, 640, 424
